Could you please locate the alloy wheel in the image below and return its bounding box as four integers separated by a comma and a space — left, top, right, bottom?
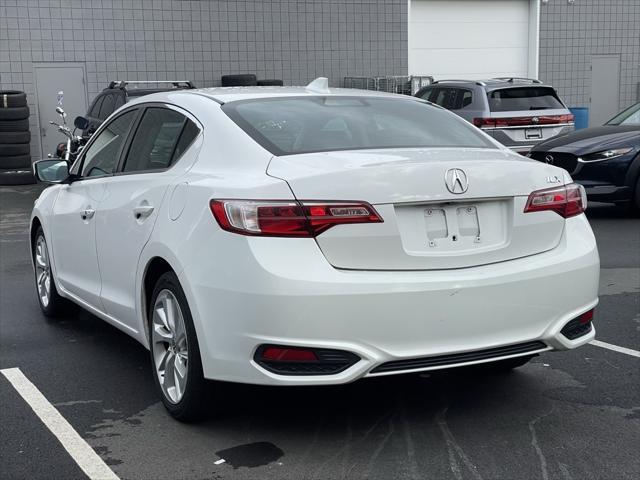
151, 289, 189, 404
34, 235, 51, 307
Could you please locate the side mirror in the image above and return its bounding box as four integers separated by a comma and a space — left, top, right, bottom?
33, 159, 70, 184
55, 106, 66, 117
74, 116, 90, 130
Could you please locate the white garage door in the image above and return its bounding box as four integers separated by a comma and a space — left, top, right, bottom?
409, 0, 538, 80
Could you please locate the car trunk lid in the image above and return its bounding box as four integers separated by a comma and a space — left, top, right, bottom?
267, 148, 568, 270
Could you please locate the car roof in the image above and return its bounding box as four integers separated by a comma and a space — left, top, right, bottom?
430, 78, 554, 91
125, 85, 418, 105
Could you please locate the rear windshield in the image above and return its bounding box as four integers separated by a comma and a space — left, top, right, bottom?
488, 87, 564, 112
222, 96, 494, 156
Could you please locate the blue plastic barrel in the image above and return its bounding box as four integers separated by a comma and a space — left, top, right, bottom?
569, 107, 589, 130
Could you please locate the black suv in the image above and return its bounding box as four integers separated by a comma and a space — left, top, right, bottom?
84, 81, 195, 134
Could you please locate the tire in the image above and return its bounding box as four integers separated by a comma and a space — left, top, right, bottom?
0, 169, 36, 185
0, 154, 31, 169
0, 106, 30, 120
0, 131, 30, 144
149, 271, 209, 421
257, 79, 284, 86
0, 118, 29, 132
0, 90, 27, 108
221, 74, 257, 87
33, 227, 68, 317
0, 143, 30, 156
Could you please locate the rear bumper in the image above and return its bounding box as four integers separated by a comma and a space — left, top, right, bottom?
181, 214, 599, 385
489, 125, 575, 153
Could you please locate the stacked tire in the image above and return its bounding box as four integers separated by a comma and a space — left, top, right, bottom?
0, 90, 35, 185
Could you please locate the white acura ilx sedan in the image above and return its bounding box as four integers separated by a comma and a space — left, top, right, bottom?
31, 79, 599, 420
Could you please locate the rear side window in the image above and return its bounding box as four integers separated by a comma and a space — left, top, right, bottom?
89, 96, 104, 118
223, 96, 494, 156
416, 87, 433, 101
425, 88, 472, 110
114, 94, 126, 110
172, 119, 200, 160
98, 94, 115, 120
460, 90, 473, 108
122, 108, 188, 173
488, 87, 564, 112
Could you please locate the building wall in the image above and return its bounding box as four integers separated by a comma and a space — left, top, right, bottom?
0, 0, 408, 159
539, 0, 640, 111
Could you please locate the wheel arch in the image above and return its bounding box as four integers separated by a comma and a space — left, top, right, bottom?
624, 151, 640, 189
30, 216, 42, 257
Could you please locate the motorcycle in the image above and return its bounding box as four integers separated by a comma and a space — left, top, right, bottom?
48, 101, 90, 162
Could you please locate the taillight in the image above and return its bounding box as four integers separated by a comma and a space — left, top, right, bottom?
523, 183, 587, 218
473, 114, 574, 128
210, 199, 382, 237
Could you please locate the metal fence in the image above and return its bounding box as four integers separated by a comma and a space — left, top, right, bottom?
343, 75, 434, 95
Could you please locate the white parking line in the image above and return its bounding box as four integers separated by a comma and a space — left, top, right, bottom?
1, 367, 120, 480
590, 340, 640, 358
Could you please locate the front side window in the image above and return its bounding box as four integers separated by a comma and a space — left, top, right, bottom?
606, 103, 640, 126
80, 110, 137, 178
122, 108, 190, 173
223, 96, 494, 156
488, 87, 565, 112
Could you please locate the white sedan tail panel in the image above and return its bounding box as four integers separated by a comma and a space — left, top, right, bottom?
268, 148, 567, 270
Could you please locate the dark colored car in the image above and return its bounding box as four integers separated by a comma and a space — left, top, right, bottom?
528, 102, 640, 211
84, 81, 195, 134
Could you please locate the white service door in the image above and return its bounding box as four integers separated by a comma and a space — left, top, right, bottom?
34, 64, 88, 158
409, 0, 533, 79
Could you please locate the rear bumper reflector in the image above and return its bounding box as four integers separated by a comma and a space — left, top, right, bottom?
254, 344, 360, 376
560, 309, 594, 340
370, 341, 548, 374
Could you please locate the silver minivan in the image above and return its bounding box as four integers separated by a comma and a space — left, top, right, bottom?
415, 78, 574, 154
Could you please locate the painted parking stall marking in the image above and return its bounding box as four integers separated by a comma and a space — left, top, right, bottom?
589, 340, 640, 358
1, 367, 120, 480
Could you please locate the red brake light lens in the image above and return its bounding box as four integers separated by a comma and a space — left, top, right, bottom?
261, 347, 319, 362
210, 200, 383, 237
473, 114, 575, 128
523, 183, 587, 218
578, 309, 594, 324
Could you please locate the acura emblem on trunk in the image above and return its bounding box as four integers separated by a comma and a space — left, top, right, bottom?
445, 168, 468, 194
544, 154, 554, 164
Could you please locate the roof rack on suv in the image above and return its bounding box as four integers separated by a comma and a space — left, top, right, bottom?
491, 77, 542, 84
107, 80, 196, 89
432, 79, 487, 87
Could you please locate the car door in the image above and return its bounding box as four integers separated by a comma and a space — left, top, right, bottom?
95, 105, 201, 330
51, 109, 139, 310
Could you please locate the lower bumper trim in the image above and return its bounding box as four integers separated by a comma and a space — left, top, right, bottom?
369, 341, 548, 374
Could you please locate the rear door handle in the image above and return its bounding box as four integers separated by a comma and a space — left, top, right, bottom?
81, 208, 95, 220
133, 205, 155, 219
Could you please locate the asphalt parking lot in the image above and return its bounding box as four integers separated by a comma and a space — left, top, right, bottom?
1, 184, 638, 480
